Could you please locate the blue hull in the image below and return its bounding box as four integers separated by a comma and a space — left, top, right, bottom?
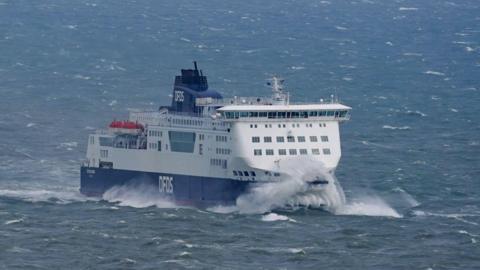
80, 166, 252, 206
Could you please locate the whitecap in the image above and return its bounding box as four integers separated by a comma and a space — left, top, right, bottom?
424, 70, 445, 76
290, 66, 305, 70
399, 7, 418, 11
5, 218, 23, 225
382, 125, 411, 130
261, 213, 295, 222
335, 196, 402, 218
109, 100, 117, 106
26, 123, 36, 127
102, 184, 177, 208
335, 26, 348, 31
403, 52, 423, 56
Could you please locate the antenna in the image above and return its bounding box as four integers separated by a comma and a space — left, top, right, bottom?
193, 61, 198, 70
267, 76, 289, 105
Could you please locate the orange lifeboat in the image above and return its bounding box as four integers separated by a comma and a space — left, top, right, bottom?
109, 120, 144, 134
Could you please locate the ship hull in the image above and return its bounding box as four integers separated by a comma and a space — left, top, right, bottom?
80, 166, 251, 207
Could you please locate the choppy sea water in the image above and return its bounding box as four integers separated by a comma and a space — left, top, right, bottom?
1, 0, 479, 269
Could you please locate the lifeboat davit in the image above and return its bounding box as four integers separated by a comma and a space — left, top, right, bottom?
109, 120, 144, 134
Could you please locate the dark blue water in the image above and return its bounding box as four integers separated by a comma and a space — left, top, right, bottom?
1, 0, 479, 269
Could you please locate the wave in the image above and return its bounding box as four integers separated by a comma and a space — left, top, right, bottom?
0, 188, 91, 204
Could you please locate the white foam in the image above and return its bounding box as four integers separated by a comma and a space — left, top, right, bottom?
5, 218, 23, 225
399, 7, 418, 11
102, 184, 177, 208
0, 188, 90, 203
26, 123, 36, 127
424, 70, 445, 76
382, 125, 411, 130
261, 213, 292, 222
335, 196, 402, 218
233, 158, 401, 218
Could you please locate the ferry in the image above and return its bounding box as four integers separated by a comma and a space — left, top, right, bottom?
80, 62, 351, 207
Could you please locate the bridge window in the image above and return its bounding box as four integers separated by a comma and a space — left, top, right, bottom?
287, 136, 295, 142
99, 137, 113, 147
266, 149, 274, 155
278, 149, 287, 155
259, 112, 268, 117
299, 149, 308, 155
254, 149, 262, 156
323, 148, 331, 155
244, 171, 249, 176
321, 136, 329, 142
276, 136, 284, 143
289, 149, 297, 155
233, 171, 238, 176
312, 148, 320, 155
309, 111, 318, 117
264, 136, 272, 143
310, 136, 318, 142
297, 136, 305, 142
252, 137, 260, 143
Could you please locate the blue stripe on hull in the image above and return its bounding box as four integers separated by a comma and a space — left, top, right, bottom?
80, 166, 252, 206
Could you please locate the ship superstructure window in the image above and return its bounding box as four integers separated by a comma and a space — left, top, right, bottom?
148, 143, 158, 150
297, 136, 305, 143
216, 148, 231, 155
100, 150, 108, 158
210, 158, 227, 168
169, 131, 196, 153
254, 149, 262, 156
312, 148, 320, 155
252, 136, 260, 143
223, 110, 349, 119
289, 149, 297, 155
276, 136, 285, 143
310, 136, 318, 142
90, 136, 95, 145
157, 141, 162, 151
323, 148, 331, 155
278, 149, 287, 155
264, 136, 272, 143
216, 135, 228, 142
99, 137, 113, 147
287, 136, 295, 142
299, 149, 308, 155
321, 136, 329, 142
266, 149, 274, 155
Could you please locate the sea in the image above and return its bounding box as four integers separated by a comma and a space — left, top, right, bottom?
1, 0, 479, 269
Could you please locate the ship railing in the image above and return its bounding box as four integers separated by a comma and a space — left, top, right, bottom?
196, 95, 344, 107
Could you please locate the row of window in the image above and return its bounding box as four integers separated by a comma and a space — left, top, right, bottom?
210, 158, 227, 169
250, 123, 327, 129
216, 135, 228, 142
100, 149, 108, 158
224, 110, 349, 119
148, 130, 163, 137
254, 148, 331, 156
252, 136, 328, 143
216, 148, 231, 155
233, 170, 256, 177
172, 118, 204, 126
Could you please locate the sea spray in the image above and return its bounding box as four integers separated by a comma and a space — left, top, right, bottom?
103, 183, 177, 208
235, 158, 346, 214
234, 158, 401, 217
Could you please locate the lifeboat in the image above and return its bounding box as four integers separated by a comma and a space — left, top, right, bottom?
109, 120, 144, 135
